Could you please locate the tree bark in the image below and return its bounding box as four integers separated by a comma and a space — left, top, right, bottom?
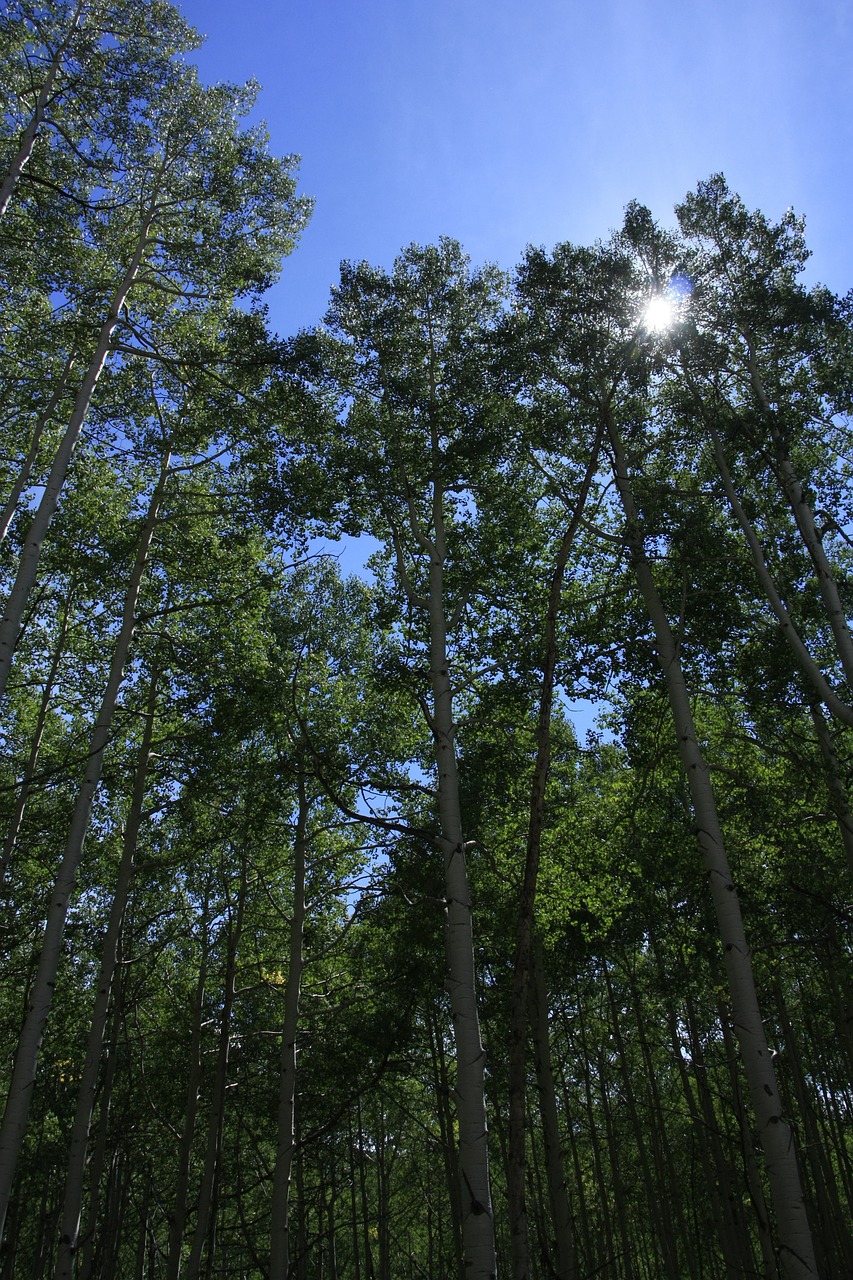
807, 698, 853, 874
184, 850, 248, 1280
165, 890, 211, 1280
0, 571, 75, 889
605, 408, 817, 1277
529, 953, 576, 1280
76, 986, 123, 1280
707, 421, 853, 728
747, 350, 853, 689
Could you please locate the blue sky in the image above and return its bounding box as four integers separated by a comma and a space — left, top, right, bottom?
178, 0, 852, 337
176, 0, 851, 732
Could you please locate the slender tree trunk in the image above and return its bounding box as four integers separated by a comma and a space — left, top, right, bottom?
808, 699, 853, 873
746, 347, 853, 687
0, 1, 86, 219
774, 983, 850, 1271
626, 968, 692, 1274
707, 421, 853, 727
356, 1099, 375, 1280
596, 1047, 635, 1280
773, 438, 853, 684
0, 216, 153, 707
347, 1115, 362, 1280
603, 962, 678, 1279
166, 892, 211, 1280
0, 448, 170, 1242
425, 469, 496, 1278
507, 427, 601, 1280
717, 997, 778, 1279
270, 774, 309, 1280
563, 994, 609, 1275
0, 354, 76, 545
665, 999, 742, 1279
0, 571, 75, 888
426, 1003, 464, 1280
529, 953, 576, 1280
54, 669, 159, 1279
605, 409, 817, 1278
77, 986, 123, 1280
184, 851, 248, 1280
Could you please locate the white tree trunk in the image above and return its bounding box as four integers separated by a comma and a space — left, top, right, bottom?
0, 1, 86, 220
427, 478, 496, 1280
606, 411, 817, 1279
0, 219, 152, 707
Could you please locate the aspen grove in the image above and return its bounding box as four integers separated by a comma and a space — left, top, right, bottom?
1, 5, 852, 1278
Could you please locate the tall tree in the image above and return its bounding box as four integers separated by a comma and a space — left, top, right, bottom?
513, 227, 819, 1278
320, 239, 517, 1280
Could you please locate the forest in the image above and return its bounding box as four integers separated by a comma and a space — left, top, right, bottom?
1, 3, 852, 1279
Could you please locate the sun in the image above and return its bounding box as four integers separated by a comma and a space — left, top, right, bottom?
642, 294, 676, 333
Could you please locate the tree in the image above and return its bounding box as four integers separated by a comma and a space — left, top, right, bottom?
319, 239, 518, 1280
513, 225, 819, 1278
0, 39, 310, 706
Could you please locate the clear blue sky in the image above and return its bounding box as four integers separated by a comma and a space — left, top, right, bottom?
178, 0, 852, 337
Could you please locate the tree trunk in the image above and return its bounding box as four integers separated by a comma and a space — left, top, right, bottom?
184, 850, 248, 1280
707, 421, 853, 728
808, 699, 853, 874
529, 953, 576, 1280
54, 668, 159, 1279
0, 216, 153, 707
605, 409, 817, 1278
0, 1, 86, 219
166, 891, 212, 1280
0, 354, 76, 545
716, 997, 778, 1279
746, 342, 853, 689
665, 1001, 742, 1279
0, 448, 170, 1242
426, 469, 496, 1278
76, 987, 123, 1280
507, 427, 601, 1280
426, 1002, 464, 1280
270, 774, 309, 1280
603, 961, 678, 1278
0, 571, 75, 889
